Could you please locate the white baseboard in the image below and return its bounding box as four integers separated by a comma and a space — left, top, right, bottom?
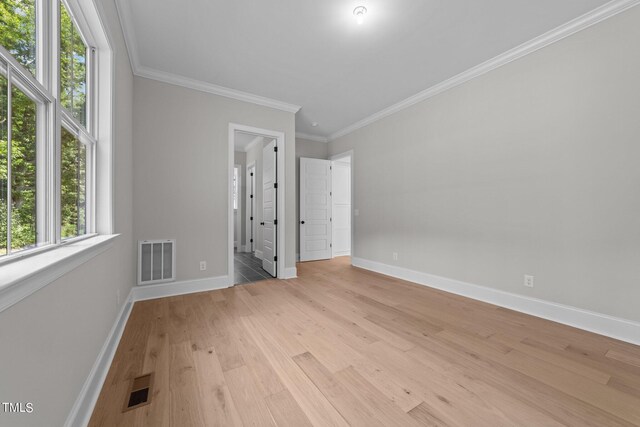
282, 267, 297, 279
255, 250, 263, 260
352, 257, 640, 346
64, 288, 135, 427
134, 275, 232, 301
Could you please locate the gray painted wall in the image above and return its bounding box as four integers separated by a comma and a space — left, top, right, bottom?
328, 6, 640, 322
295, 138, 329, 258
0, 0, 135, 425
133, 79, 296, 281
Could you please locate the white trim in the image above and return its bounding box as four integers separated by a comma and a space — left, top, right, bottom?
328, 0, 640, 141
282, 267, 298, 279
64, 288, 134, 427
351, 257, 640, 346
115, 0, 300, 113
135, 66, 301, 113
255, 250, 263, 260
296, 132, 328, 143
0, 235, 119, 313
229, 124, 287, 280
134, 275, 232, 301
113, 0, 143, 73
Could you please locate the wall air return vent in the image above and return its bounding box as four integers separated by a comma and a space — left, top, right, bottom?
138, 239, 176, 285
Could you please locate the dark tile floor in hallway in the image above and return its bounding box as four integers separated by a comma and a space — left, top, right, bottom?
234, 251, 272, 284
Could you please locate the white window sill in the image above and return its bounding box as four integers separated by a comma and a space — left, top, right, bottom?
0, 234, 119, 313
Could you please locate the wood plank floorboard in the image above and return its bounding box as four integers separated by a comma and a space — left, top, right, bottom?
89, 256, 640, 426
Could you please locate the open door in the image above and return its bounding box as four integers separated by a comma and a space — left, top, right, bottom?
262, 140, 277, 277
246, 164, 255, 253
299, 158, 332, 261
331, 158, 351, 257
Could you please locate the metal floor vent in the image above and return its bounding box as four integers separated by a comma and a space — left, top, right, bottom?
123, 373, 154, 412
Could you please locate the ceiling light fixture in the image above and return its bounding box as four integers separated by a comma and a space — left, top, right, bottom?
353, 6, 367, 25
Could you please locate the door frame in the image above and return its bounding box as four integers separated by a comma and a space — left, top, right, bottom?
245, 161, 256, 253
229, 123, 287, 283
329, 150, 354, 260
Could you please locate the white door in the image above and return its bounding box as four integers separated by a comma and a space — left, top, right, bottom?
331, 160, 351, 256
262, 140, 277, 277
246, 165, 255, 253
300, 158, 332, 261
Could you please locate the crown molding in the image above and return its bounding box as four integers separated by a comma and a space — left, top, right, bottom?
113, 0, 301, 114
114, 0, 141, 73
328, 0, 640, 141
295, 132, 329, 143
136, 66, 301, 113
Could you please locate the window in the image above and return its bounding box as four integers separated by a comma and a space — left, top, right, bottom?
233, 167, 238, 210
0, 0, 99, 262
60, 126, 87, 239
9, 82, 39, 252
60, 1, 87, 126
0, 0, 37, 76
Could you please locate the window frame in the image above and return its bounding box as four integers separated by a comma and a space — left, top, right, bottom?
0, 0, 100, 265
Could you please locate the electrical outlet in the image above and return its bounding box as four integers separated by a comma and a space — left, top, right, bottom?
524, 275, 534, 288
392, 252, 398, 261
200, 261, 207, 271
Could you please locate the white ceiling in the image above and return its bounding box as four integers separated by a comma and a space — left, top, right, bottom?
118, 0, 611, 139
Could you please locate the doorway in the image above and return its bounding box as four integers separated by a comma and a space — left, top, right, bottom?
229, 124, 287, 285
299, 150, 353, 262
330, 153, 352, 257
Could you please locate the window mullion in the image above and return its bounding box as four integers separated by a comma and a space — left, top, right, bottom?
6, 67, 13, 255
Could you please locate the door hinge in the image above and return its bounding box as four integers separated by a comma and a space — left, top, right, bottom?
251, 173, 254, 176
274, 256, 278, 261
250, 194, 253, 199
250, 216, 253, 221
330, 243, 332, 248
274, 182, 278, 189
330, 217, 332, 222
330, 191, 332, 196
274, 219, 278, 225
274, 146, 278, 152
250, 239, 253, 243
330, 166, 332, 170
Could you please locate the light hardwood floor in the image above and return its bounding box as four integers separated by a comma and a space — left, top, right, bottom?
90, 257, 640, 426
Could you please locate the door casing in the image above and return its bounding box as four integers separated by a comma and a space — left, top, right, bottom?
229, 124, 287, 284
